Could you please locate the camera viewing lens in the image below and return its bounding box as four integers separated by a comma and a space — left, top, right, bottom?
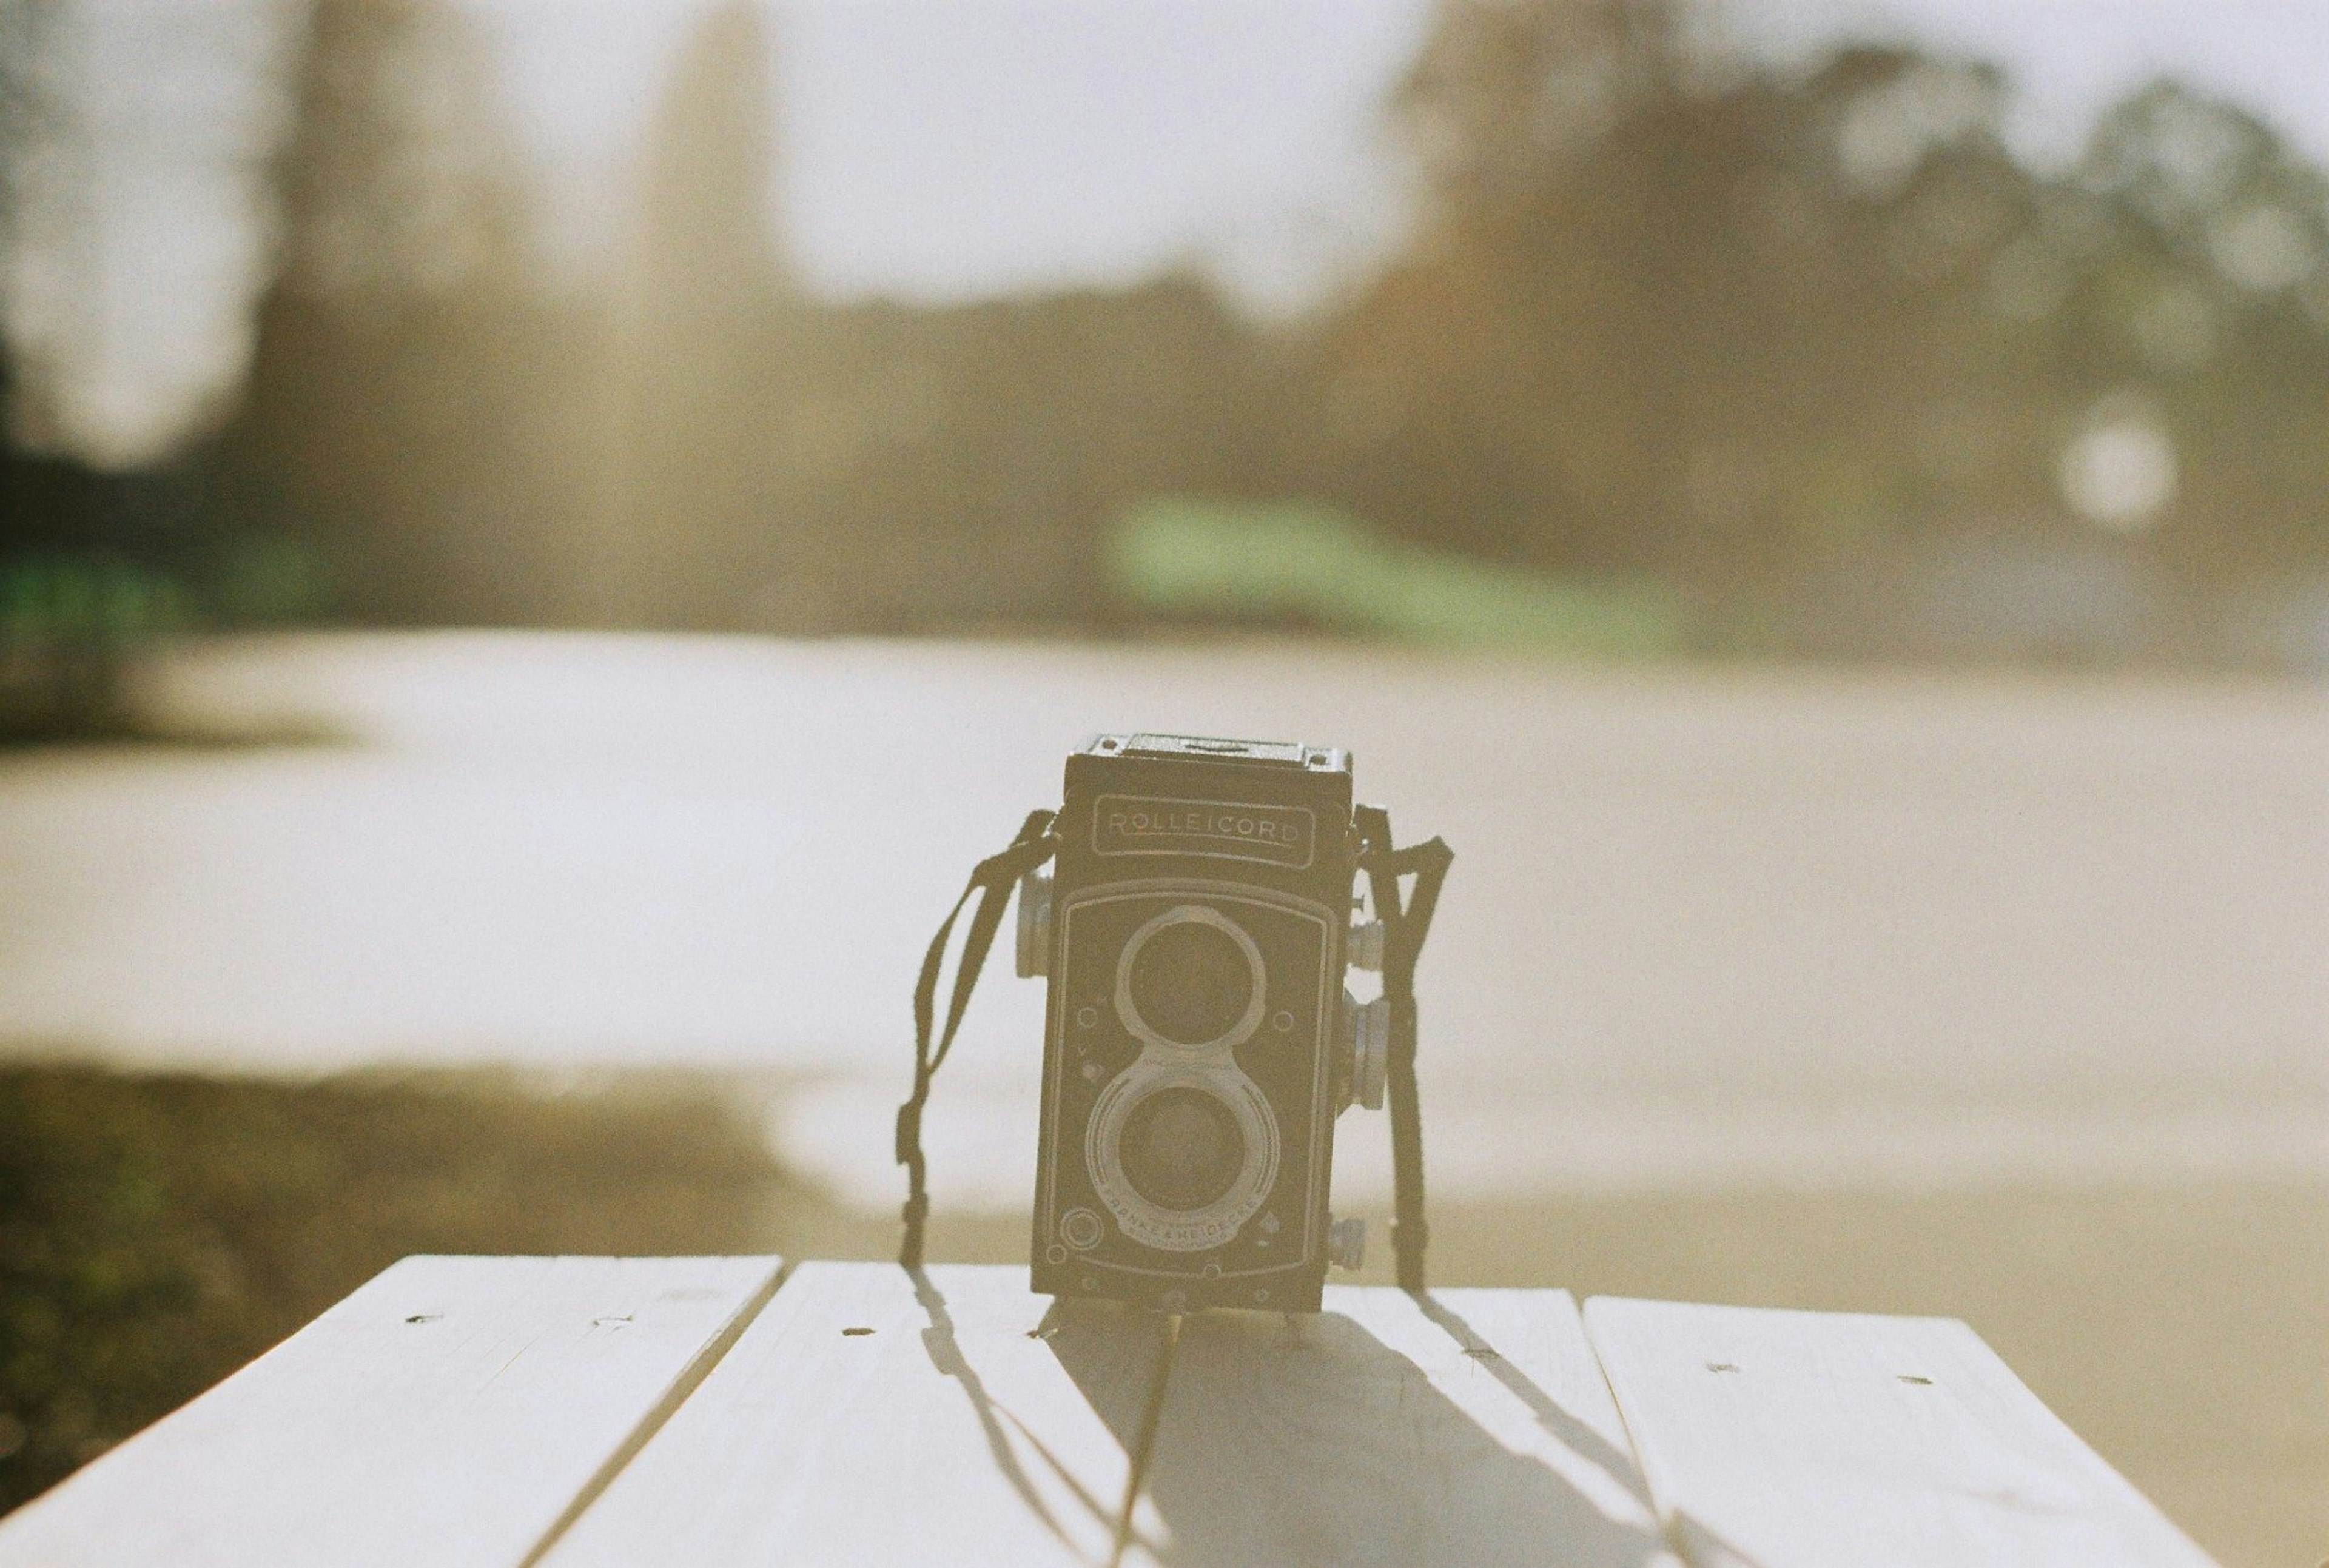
1120, 1087, 1246, 1211
1125, 917, 1254, 1046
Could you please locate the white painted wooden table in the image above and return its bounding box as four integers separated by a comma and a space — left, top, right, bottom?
0, 1258, 2216, 1567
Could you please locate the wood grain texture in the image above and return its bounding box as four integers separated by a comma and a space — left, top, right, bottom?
542, 1261, 1172, 1568
1584, 1296, 2219, 1568
0, 1254, 781, 1568
553, 1267, 1678, 1568
1138, 1286, 1679, 1568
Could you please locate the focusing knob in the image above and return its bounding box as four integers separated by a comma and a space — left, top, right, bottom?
1328, 1215, 1366, 1270
1340, 992, 1388, 1111
1346, 919, 1386, 972
1015, 869, 1052, 978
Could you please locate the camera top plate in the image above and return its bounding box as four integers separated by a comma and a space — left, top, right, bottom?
1088, 734, 1348, 773
1064, 734, 1355, 898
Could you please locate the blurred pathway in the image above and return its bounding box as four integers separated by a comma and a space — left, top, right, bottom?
1, 632, 2323, 1205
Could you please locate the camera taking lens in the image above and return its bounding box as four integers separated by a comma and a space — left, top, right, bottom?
1120, 1087, 1246, 1211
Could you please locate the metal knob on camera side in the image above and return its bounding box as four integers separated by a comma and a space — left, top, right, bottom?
1329, 913, 1386, 1271
1015, 869, 1052, 979
1338, 990, 1388, 1111
1340, 917, 1389, 1109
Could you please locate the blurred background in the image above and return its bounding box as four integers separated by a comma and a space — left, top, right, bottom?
0, 0, 2323, 1559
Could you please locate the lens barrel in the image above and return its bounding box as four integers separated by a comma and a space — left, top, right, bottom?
1125, 920, 1251, 1046
1114, 904, 1267, 1053
1118, 1085, 1246, 1211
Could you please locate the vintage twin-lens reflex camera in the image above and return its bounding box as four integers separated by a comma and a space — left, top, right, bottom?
1013, 734, 1391, 1313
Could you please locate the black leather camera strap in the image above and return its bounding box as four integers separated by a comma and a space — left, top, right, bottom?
895, 808, 1060, 1270
1354, 805, 1454, 1293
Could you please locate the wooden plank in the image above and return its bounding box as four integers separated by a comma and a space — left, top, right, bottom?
541, 1261, 1172, 1568
551, 1267, 1676, 1568
1583, 1296, 2218, 1568
1143, 1285, 1679, 1567
0, 1254, 781, 1568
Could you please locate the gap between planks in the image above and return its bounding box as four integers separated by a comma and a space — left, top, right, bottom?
29, 1256, 2205, 1568
543, 1262, 1672, 1568
545, 1266, 2220, 1568
516, 1261, 790, 1567
0, 1255, 789, 1568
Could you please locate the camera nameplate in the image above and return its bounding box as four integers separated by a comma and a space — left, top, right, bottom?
1092, 794, 1317, 869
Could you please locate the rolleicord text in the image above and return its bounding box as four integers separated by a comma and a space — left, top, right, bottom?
1092, 794, 1316, 868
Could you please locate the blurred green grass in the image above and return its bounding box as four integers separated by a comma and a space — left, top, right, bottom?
0, 1064, 797, 1514
0, 556, 191, 742
1110, 499, 1685, 655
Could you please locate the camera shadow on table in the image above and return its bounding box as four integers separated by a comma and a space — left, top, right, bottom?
1040, 1293, 1671, 1568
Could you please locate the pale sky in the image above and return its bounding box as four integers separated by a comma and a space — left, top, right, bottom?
12, 0, 2329, 466
1740, 1, 2329, 166
480, 0, 1437, 310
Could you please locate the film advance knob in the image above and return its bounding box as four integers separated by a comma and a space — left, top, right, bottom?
1342, 994, 1389, 1111
1015, 869, 1052, 979
1328, 1215, 1366, 1271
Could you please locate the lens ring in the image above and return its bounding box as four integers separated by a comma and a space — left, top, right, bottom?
1114, 904, 1266, 1054
1085, 1063, 1279, 1253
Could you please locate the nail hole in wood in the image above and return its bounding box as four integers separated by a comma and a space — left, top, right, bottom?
842, 1326, 875, 1336
405, 1314, 439, 1325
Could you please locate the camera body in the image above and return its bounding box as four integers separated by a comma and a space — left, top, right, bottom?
1018, 733, 1385, 1313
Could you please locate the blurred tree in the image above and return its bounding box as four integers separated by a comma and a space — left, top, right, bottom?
602, 0, 796, 630
175, 0, 2329, 660
213, 0, 1314, 638
605, 1, 1314, 637
778, 276, 1310, 634
218, 0, 597, 627
1317, 0, 2329, 656
2060, 83, 2329, 579
1328, 4, 2036, 580
0, 0, 196, 735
